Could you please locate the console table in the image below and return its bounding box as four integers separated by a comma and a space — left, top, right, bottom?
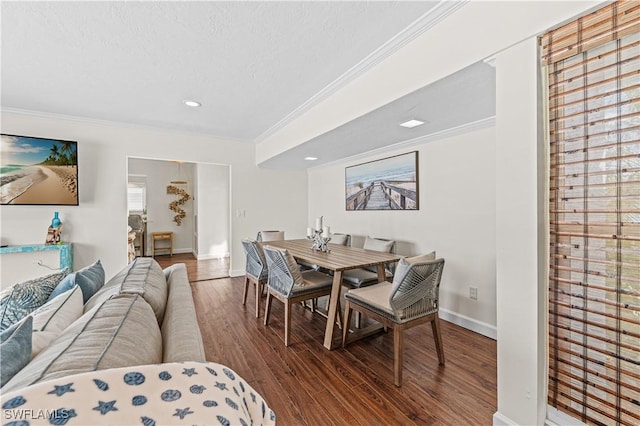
0, 243, 73, 272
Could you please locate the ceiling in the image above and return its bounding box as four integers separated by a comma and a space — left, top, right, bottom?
1, 1, 495, 169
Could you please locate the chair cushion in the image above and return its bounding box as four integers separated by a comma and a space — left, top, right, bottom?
331, 234, 350, 246
2, 293, 162, 392
0, 316, 33, 387
406, 251, 436, 264
290, 270, 333, 297
74, 260, 106, 303
259, 231, 284, 242
0, 269, 68, 332
31, 285, 84, 358
345, 282, 394, 317
342, 268, 392, 288
282, 249, 304, 287
363, 236, 394, 253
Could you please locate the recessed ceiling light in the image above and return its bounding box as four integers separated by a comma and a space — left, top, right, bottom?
304, 156, 318, 161
184, 100, 201, 107
399, 119, 425, 128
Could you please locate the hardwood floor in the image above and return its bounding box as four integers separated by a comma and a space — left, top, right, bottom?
152, 253, 229, 282
152, 255, 497, 424
190, 276, 498, 425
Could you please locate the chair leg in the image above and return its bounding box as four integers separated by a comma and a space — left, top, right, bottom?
242, 276, 249, 305
394, 327, 403, 387
354, 311, 361, 329
284, 300, 292, 346
335, 299, 342, 329
254, 282, 262, 318
263, 293, 273, 326
342, 301, 352, 347
432, 313, 445, 365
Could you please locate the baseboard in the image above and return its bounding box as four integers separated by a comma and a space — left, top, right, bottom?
493, 411, 518, 426
546, 406, 586, 426
439, 308, 497, 340
195, 252, 229, 260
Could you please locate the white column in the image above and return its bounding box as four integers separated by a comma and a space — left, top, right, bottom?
494, 37, 547, 426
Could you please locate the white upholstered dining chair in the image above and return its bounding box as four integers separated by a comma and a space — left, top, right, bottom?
342, 256, 445, 386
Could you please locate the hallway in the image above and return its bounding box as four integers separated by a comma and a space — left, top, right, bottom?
153, 253, 229, 282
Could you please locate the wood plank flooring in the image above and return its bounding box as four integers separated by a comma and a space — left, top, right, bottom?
153, 253, 229, 282
190, 276, 498, 425
154, 255, 497, 424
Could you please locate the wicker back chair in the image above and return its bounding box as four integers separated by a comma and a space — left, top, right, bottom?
343, 257, 445, 386
342, 236, 396, 288
262, 246, 334, 346
256, 230, 284, 242
241, 239, 268, 317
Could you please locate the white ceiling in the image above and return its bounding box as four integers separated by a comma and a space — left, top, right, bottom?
1, 1, 495, 169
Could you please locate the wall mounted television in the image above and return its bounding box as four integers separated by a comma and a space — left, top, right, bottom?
1, 134, 78, 206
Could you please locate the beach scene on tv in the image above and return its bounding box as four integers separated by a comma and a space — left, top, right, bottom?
345, 151, 418, 210
1, 134, 78, 205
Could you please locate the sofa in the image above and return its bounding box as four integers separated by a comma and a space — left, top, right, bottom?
0, 257, 275, 425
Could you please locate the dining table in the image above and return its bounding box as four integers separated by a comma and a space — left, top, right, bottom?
263, 238, 401, 350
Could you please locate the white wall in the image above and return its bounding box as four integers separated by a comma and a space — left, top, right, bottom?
308, 125, 497, 334
128, 158, 195, 255
195, 162, 230, 259
0, 111, 308, 280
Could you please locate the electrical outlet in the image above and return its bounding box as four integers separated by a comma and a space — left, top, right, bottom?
469, 287, 478, 300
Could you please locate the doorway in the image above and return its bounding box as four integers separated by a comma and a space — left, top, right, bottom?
127, 157, 231, 281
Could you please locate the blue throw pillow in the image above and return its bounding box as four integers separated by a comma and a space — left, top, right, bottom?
0, 315, 33, 387
75, 260, 105, 303
0, 269, 68, 332
47, 272, 77, 302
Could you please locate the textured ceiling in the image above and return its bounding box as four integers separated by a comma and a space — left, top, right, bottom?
1, 1, 441, 142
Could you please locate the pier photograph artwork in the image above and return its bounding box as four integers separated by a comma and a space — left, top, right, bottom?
345, 151, 418, 211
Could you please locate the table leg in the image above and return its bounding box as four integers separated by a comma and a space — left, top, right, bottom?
377, 264, 387, 282
323, 270, 343, 350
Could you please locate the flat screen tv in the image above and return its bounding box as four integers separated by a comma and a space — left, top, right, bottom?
1, 134, 78, 205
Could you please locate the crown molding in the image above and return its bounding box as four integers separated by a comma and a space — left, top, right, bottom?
307, 116, 495, 171
254, 0, 469, 144
0, 107, 252, 144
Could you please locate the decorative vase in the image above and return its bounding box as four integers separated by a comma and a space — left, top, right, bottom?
51, 212, 61, 228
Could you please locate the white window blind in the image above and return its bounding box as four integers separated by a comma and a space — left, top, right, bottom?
127, 181, 146, 213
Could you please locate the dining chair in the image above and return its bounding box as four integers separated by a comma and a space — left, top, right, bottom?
298, 233, 351, 271
241, 239, 269, 318
262, 246, 335, 346
342, 257, 445, 386
341, 236, 395, 288
256, 230, 284, 242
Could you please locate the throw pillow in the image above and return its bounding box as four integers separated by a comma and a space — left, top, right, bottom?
0, 269, 68, 332
31, 285, 84, 358
75, 260, 106, 303
363, 236, 395, 253
0, 316, 33, 387
406, 251, 436, 264
47, 272, 77, 302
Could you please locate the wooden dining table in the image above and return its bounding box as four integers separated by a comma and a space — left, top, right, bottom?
263, 239, 401, 350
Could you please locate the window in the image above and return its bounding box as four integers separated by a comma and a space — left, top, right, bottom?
127, 178, 146, 214
542, 1, 640, 425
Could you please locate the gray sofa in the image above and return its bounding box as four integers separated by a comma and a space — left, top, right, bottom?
2, 257, 205, 392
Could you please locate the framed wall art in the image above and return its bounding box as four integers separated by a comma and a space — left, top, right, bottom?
1, 134, 79, 205
345, 151, 418, 211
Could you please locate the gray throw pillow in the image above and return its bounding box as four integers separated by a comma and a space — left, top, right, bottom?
0, 315, 33, 386
0, 269, 68, 332
75, 260, 105, 303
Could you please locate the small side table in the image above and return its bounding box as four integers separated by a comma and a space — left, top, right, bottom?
152, 231, 173, 256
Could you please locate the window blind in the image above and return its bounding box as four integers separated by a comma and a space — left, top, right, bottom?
543, 1, 640, 425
